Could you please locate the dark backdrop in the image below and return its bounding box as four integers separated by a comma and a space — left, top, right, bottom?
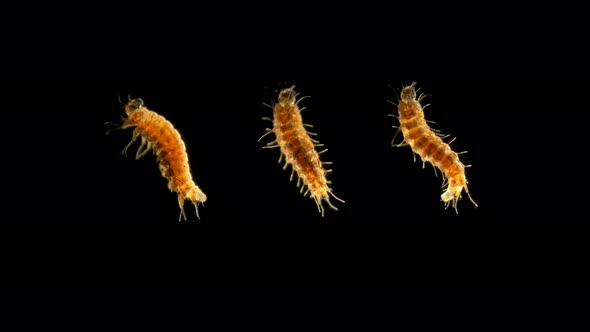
0, 79, 586, 288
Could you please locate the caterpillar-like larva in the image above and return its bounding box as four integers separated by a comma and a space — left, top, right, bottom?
259, 86, 344, 216
391, 82, 477, 213
107, 98, 207, 221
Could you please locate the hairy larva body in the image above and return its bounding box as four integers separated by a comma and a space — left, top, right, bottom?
259, 86, 344, 216
392, 82, 477, 212
108, 98, 206, 221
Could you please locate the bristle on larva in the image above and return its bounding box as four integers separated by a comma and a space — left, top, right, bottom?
107, 98, 207, 221
259, 86, 344, 217
391, 82, 477, 213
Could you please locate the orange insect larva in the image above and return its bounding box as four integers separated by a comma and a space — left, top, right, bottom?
259, 86, 344, 216
391, 82, 477, 213
107, 98, 207, 221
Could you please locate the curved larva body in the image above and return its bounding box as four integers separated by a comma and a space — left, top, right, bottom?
113, 98, 206, 221
393, 82, 477, 212
260, 87, 344, 216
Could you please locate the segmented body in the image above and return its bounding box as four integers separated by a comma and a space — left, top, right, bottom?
393, 82, 477, 212
260, 87, 343, 216
112, 98, 206, 220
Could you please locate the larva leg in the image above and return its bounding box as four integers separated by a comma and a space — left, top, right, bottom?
134, 136, 147, 159
136, 139, 153, 160
390, 126, 408, 147
122, 128, 141, 157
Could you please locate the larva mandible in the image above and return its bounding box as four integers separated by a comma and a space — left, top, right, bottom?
107, 98, 207, 221
259, 86, 344, 216
391, 82, 477, 213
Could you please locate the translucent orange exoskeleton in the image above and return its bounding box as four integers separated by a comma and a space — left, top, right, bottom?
107, 98, 207, 221
390, 82, 477, 213
259, 86, 344, 216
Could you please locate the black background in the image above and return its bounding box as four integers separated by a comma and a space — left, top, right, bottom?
1, 3, 589, 326
0, 79, 587, 288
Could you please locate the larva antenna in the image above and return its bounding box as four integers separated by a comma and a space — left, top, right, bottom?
418, 94, 431, 103
400, 80, 417, 92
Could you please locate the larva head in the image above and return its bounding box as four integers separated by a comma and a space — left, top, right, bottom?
125, 98, 144, 116
400, 82, 418, 102
278, 87, 297, 106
